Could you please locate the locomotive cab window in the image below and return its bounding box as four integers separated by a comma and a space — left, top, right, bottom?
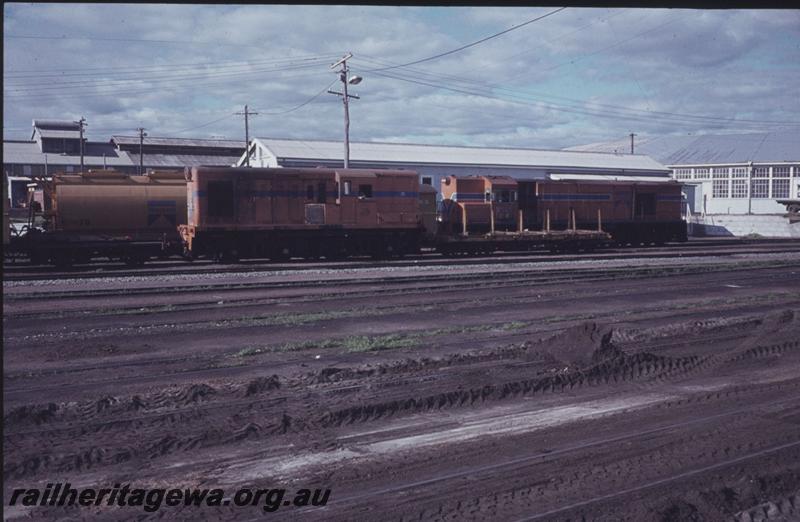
421, 177, 432, 186
208, 180, 235, 218
358, 184, 373, 198
496, 189, 511, 203
343, 180, 352, 196
306, 184, 314, 200
636, 193, 657, 217
317, 182, 326, 204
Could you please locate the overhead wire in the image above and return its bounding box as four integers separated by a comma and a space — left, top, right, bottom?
366, 67, 800, 131
2, 69, 331, 102
4, 60, 332, 94
362, 7, 567, 72
254, 79, 338, 115
353, 46, 799, 129
172, 113, 239, 135
4, 54, 339, 79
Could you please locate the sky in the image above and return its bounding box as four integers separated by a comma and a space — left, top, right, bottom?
4, 4, 800, 150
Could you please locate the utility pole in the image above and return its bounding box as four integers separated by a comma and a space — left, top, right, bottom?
235, 105, 258, 167
328, 53, 361, 169
137, 127, 147, 175
76, 117, 86, 173
629, 133, 637, 154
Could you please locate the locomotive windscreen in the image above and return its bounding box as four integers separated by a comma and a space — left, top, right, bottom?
208, 180, 235, 218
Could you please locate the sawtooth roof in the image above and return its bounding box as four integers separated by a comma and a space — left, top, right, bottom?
111, 135, 244, 149
564, 131, 800, 165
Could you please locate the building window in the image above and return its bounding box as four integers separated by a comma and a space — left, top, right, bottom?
774, 166, 790, 178
694, 168, 710, 179
23, 165, 32, 177
772, 178, 790, 198
753, 167, 769, 178
731, 167, 747, 178
421, 176, 432, 185
712, 167, 729, 178
731, 178, 748, 198
751, 178, 769, 198
66, 166, 74, 173
793, 166, 800, 177
673, 168, 692, 179
712, 178, 729, 198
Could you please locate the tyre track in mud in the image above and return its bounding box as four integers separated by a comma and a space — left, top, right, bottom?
309, 410, 800, 522
5, 287, 796, 405
5, 257, 800, 521
5, 320, 799, 485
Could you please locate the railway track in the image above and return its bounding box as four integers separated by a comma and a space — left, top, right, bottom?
5, 254, 797, 304
4, 239, 800, 282
4, 260, 795, 326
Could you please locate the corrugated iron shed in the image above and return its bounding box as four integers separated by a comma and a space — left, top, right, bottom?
253, 137, 669, 173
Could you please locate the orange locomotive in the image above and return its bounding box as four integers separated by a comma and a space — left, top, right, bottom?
438, 175, 686, 250
179, 166, 424, 261
522, 179, 685, 245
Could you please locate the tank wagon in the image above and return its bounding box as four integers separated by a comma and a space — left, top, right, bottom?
178, 166, 424, 261
9, 170, 187, 266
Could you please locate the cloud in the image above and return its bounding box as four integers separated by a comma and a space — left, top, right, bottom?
3, 5, 799, 150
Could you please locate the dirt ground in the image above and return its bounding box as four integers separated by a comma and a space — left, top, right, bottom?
4, 252, 800, 521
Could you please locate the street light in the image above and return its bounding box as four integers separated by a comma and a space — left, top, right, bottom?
329, 53, 361, 169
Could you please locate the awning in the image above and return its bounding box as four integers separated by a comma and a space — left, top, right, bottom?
548, 173, 673, 183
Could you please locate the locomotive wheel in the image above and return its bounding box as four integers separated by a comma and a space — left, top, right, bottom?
124, 252, 147, 267
217, 249, 239, 264
53, 252, 74, 268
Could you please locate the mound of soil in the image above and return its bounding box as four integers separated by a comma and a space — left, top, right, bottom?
537, 322, 618, 367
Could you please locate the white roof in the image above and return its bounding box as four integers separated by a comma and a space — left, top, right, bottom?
565, 131, 800, 165
3, 140, 134, 166
254, 137, 669, 173
549, 174, 673, 182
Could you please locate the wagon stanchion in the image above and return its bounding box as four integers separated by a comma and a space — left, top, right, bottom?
518, 209, 523, 233
597, 208, 603, 232
490, 201, 495, 235
462, 205, 468, 237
